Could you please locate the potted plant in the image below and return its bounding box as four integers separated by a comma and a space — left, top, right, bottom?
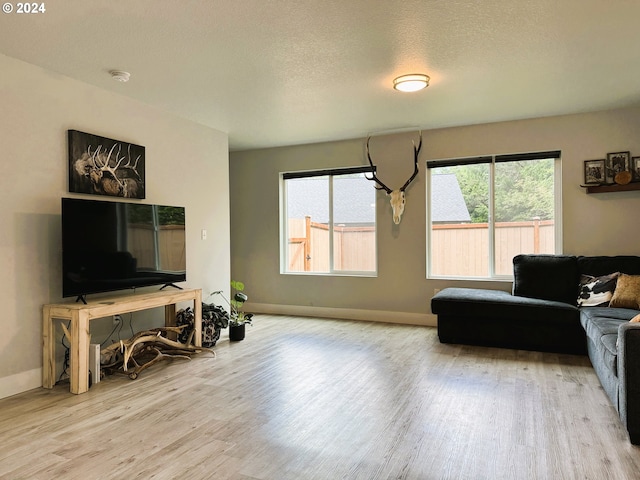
212, 280, 253, 341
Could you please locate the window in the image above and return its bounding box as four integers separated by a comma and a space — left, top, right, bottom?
281, 167, 376, 275
427, 151, 561, 279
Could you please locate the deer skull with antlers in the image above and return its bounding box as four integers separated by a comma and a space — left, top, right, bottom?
365, 131, 422, 224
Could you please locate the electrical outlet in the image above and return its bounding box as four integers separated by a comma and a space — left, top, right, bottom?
113, 314, 122, 325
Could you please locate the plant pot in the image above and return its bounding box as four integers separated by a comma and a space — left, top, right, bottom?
229, 324, 245, 342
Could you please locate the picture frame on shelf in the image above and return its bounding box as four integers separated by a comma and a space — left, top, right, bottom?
633, 157, 640, 182
606, 151, 630, 184
584, 159, 606, 185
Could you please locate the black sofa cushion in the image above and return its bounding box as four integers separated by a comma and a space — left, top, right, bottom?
433, 287, 584, 354
577, 255, 640, 277
513, 254, 578, 304
432, 287, 577, 320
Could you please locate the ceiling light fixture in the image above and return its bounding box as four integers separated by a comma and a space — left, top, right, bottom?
393, 74, 429, 93
109, 70, 131, 82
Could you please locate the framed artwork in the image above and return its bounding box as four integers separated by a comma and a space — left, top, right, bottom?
68, 130, 146, 199
583, 159, 606, 185
605, 151, 630, 184
633, 157, 640, 182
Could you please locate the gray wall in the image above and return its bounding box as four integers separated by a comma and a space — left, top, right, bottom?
230, 107, 640, 324
0, 54, 231, 398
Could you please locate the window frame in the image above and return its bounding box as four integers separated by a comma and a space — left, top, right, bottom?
426, 151, 562, 280
280, 166, 378, 277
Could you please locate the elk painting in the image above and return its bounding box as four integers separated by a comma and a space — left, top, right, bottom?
68, 130, 146, 199
365, 131, 422, 224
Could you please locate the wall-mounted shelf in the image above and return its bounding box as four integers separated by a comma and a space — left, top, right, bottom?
581, 183, 640, 194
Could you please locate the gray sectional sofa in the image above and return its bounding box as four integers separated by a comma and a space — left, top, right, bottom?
431, 254, 640, 444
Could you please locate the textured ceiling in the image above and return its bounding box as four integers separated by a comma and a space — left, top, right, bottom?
2, 0, 640, 151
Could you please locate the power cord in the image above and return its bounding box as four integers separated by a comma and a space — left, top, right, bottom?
100, 312, 134, 347
57, 313, 135, 383
58, 321, 71, 382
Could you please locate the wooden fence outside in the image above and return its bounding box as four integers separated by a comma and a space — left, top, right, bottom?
430, 219, 555, 276
287, 217, 554, 275
287, 217, 376, 272
128, 224, 186, 271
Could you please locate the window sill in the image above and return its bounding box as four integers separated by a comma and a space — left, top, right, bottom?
427, 275, 513, 283
281, 271, 377, 278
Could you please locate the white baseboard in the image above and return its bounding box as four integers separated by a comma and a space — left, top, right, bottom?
248, 303, 437, 327
0, 368, 41, 400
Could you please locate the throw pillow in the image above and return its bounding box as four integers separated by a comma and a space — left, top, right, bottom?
577, 272, 620, 307
610, 274, 640, 309
630, 314, 640, 323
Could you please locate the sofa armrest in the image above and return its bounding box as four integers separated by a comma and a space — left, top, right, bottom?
617, 322, 640, 444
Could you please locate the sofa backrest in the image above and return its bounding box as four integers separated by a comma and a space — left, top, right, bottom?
577, 256, 640, 277
513, 254, 579, 304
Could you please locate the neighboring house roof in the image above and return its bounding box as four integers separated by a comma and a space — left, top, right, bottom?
286, 176, 375, 225
430, 174, 471, 223
286, 173, 470, 224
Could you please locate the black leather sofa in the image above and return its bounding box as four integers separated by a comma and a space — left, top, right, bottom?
431, 254, 640, 444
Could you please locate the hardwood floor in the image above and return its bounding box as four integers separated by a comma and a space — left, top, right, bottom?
2, 314, 640, 479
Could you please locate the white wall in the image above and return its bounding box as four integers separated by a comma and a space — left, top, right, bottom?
229, 107, 640, 324
0, 54, 231, 398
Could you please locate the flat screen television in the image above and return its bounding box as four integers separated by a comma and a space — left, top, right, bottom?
62, 197, 186, 301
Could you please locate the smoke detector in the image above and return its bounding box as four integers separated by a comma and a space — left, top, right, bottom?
109, 70, 131, 82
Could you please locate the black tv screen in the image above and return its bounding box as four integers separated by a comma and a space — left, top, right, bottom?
62, 197, 186, 299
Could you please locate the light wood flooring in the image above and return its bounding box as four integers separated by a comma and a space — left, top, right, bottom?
2, 314, 640, 479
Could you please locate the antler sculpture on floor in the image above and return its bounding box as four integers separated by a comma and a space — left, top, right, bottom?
92, 326, 214, 380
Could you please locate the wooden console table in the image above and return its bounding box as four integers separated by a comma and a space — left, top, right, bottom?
42, 288, 202, 394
